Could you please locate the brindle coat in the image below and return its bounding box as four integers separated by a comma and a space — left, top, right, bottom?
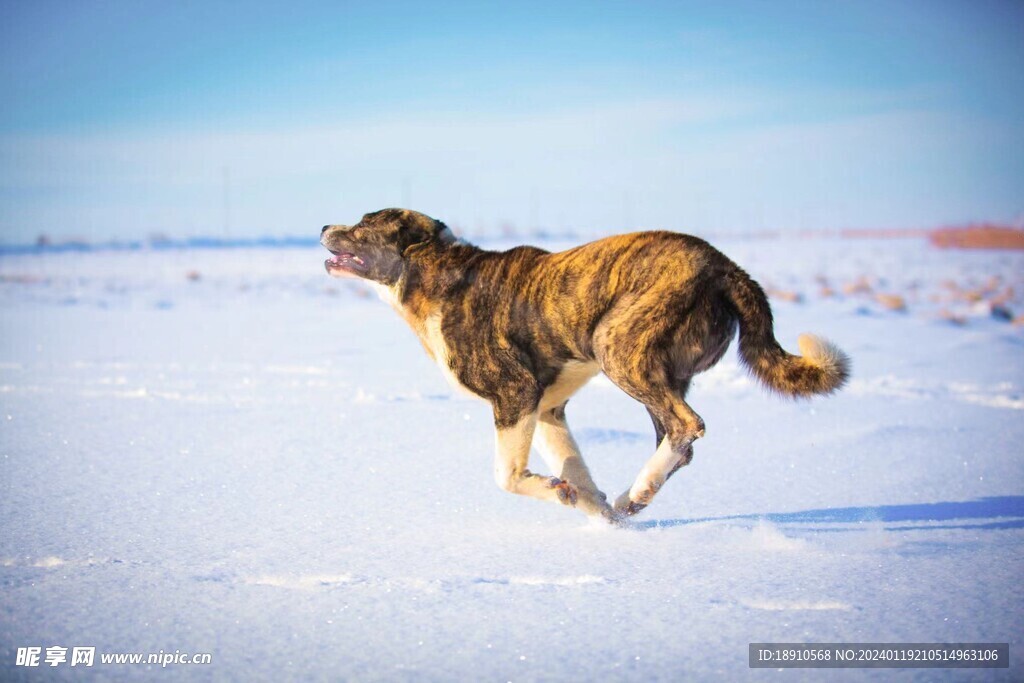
321, 209, 850, 520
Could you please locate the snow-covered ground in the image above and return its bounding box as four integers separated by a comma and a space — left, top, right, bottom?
1, 235, 1022, 681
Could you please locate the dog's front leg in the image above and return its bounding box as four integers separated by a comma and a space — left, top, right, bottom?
535, 405, 615, 519
493, 411, 578, 507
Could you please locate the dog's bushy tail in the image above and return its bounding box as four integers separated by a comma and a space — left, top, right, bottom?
724, 266, 850, 397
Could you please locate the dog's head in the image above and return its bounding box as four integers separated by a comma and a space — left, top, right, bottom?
320, 209, 453, 284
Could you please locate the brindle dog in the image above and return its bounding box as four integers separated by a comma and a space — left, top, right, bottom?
321, 209, 849, 521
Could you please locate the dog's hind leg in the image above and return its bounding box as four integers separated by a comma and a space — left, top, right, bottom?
535, 403, 613, 518
613, 437, 695, 516
604, 370, 703, 516
645, 406, 666, 451
493, 410, 580, 507
644, 380, 695, 487
614, 405, 693, 515
613, 403, 700, 516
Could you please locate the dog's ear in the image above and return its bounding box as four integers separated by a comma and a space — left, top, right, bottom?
398, 214, 446, 255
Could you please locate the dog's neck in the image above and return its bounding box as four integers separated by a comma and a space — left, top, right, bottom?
371, 238, 487, 326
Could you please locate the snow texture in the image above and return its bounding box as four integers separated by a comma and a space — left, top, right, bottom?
1, 236, 1022, 681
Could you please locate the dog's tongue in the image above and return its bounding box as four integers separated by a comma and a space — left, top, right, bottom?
329, 254, 347, 266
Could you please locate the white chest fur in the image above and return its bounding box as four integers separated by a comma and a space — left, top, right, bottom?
369, 283, 476, 397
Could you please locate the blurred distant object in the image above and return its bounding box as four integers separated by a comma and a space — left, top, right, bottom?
937, 309, 968, 326
813, 274, 835, 298
875, 293, 907, 312
765, 287, 803, 304
929, 224, 1024, 250
842, 276, 874, 296
990, 303, 1013, 322
990, 286, 1015, 307
840, 228, 930, 239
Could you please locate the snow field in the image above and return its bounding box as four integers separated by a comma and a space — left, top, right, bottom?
1, 236, 1022, 681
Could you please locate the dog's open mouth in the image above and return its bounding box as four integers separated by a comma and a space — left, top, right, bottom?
325, 252, 366, 277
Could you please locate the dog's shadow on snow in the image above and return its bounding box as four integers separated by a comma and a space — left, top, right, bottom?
639, 495, 1024, 532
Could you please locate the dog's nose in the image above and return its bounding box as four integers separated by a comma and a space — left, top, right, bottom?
321, 225, 330, 234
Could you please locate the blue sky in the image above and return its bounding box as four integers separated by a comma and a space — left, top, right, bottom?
1, 0, 1022, 241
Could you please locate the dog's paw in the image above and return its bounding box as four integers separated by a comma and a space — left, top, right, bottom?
597, 506, 629, 526
613, 491, 650, 517
547, 477, 578, 506
619, 500, 648, 516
